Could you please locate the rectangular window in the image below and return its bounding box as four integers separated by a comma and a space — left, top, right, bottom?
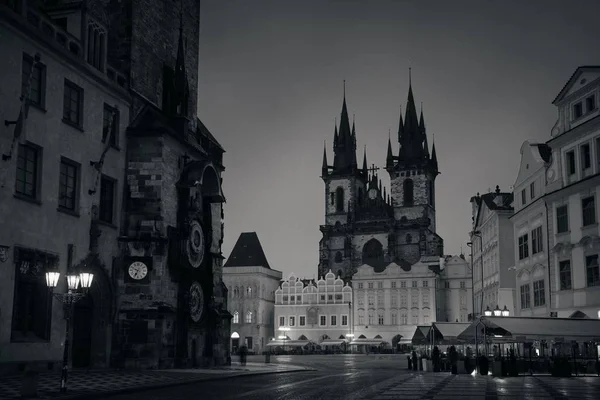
401, 314, 407, 325
283, 295, 288, 301
412, 281, 417, 288
391, 295, 397, 307
581, 143, 591, 170
531, 226, 543, 254
530, 182, 536, 199
341, 315, 348, 326
533, 280, 545, 307
518, 234, 529, 260
279, 316, 285, 326
327, 294, 333, 301
400, 281, 406, 288
99, 175, 115, 224
330, 315, 336, 326
582, 196, 596, 226
586, 255, 600, 287
63, 79, 83, 127
368, 282, 373, 289
391, 281, 397, 288
320, 295, 325, 301
521, 189, 526, 205
21, 53, 45, 107
556, 205, 569, 233
391, 313, 397, 325
587, 94, 596, 112
559, 260, 572, 290
378, 314, 384, 325
444, 281, 450, 289
58, 159, 78, 211
15, 144, 40, 200
289, 316, 295, 327
299, 316, 305, 326
358, 283, 363, 289
573, 102, 583, 119
422, 293, 430, 306
319, 315, 326, 326
102, 103, 119, 147
10, 249, 53, 342
335, 294, 342, 300
596, 137, 600, 168
520, 284, 531, 309
400, 293, 407, 307
377, 281, 383, 289
368, 313, 374, 325
358, 315, 364, 325
566, 151, 576, 175
422, 280, 428, 288
460, 281, 466, 289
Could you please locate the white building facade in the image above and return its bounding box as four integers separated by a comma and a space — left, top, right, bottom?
351, 260, 440, 345
274, 271, 353, 343
470, 189, 516, 318
438, 255, 473, 323
511, 141, 552, 317
544, 66, 600, 320
223, 232, 282, 354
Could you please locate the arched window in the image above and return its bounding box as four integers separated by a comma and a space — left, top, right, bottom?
335, 187, 344, 212
233, 311, 239, 324
362, 239, 384, 268
247, 287, 252, 297
86, 19, 106, 71
246, 311, 253, 323
403, 179, 414, 205
335, 251, 343, 263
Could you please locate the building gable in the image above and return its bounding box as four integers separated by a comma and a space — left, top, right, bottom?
553, 67, 600, 105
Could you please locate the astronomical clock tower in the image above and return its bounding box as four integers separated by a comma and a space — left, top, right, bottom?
319, 80, 443, 284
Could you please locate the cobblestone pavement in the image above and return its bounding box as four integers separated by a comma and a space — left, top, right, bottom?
369, 373, 600, 400
0, 362, 310, 400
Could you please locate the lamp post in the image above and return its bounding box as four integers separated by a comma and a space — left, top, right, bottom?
45, 269, 94, 393
345, 333, 354, 354
501, 305, 510, 317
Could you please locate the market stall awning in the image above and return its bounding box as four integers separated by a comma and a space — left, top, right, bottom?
320, 339, 345, 346
349, 339, 389, 346
411, 325, 432, 345
457, 316, 600, 343
266, 340, 311, 347
432, 322, 470, 344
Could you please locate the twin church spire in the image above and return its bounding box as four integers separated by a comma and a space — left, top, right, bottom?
322, 76, 438, 179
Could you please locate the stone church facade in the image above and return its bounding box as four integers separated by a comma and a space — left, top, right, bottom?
319, 82, 443, 283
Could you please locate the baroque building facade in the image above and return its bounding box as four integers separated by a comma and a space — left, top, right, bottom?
274, 271, 353, 344
318, 81, 443, 284
437, 255, 473, 323
544, 66, 600, 319
223, 232, 282, 354
469, 188, 516, 318
0, 0, 130, 371
511, 141, 552, 317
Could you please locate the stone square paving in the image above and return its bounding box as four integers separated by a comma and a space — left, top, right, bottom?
369, 373, 600, 400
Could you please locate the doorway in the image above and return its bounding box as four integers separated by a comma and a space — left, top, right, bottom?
246, 336, 253, 351
231, 332, 240, 353
72, 295, 93, 368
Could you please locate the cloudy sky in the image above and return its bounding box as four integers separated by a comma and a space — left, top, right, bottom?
197, 0, 600, 280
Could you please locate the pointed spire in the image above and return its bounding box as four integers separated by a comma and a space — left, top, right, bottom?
322, 140, 328, 177
431, 134, 438, 171
386, 133, 394, 169
397, 104, 404, 144
420, 105, 429, 158
362, 145, 368, 174
174, 5, 188, 116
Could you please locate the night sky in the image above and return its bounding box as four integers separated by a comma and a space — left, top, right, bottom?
197, 0, 600, 279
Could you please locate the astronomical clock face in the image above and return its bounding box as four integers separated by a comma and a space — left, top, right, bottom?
187, 220, 205, 268
368, 188, 378, 200
189, 281, 204, 322
128, 261, 148, 280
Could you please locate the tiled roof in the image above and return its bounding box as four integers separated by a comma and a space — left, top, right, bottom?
223, 232, 270, 269
480, 192, 513, 211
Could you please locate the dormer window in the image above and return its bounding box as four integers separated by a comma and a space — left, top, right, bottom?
573, 102, 583, 119
586, 95, 596, 112
86, 19, 106, 72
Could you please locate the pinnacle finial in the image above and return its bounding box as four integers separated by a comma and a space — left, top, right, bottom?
388, 128, 391, 139
343, 80, 346, 98
409, 67, 412, 86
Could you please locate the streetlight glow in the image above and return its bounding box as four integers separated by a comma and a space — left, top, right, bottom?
493, 305, 501, 317
484, 306, 492, 316
45, 271, 60, 288
79, 272, 94, 289
66, 275, 80, 291
502, 305, 510, 317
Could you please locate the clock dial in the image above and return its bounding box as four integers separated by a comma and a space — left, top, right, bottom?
368, 188, 378, 199
187, 220, 205, 268
128, 261, 148, 280
189, 281, 204, 322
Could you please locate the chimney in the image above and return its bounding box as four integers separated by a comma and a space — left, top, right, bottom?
493, 185, 503, 207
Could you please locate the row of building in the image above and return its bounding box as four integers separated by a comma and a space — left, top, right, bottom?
470, 66, 600, 323
0, 0, 230, 371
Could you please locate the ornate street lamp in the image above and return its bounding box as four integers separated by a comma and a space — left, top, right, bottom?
345, 333, 355, 354
502, 305, 510, 317
493, 305, 502, 317
484, 306, 492, 316
45, 268, 94, 393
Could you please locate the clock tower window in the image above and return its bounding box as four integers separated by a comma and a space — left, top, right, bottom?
335, 187, 345, 212
403, 179, 414, 206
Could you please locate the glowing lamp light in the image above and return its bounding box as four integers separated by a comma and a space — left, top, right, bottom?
45, 271, 60, 288
493, 305, 502, 317
484, 306, 492, 316
597, 310, 600, 319
66, 274, 80, 291
277, 335, 287, 340
502, 305, 510, 317
79, 272, 94, 289
345, 333, 355, 339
